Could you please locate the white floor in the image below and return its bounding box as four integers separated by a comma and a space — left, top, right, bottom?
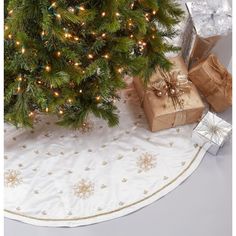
5, 108, 232, 236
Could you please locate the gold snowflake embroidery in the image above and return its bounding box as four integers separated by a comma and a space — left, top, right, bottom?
137, 153, 157, 172
73, 179, 94, 199
4, 169, 22, 188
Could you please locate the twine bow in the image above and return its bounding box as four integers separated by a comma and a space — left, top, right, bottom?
149, 70, 192, 109
207, 55, 232, 102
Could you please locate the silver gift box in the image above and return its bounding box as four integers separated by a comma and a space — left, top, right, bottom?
192, 111, 232, 155
181, 1, 232, 68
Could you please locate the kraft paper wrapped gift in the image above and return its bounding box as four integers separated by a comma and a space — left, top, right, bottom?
188, 54, 232, 113
192, 111, 232, 155
133, 56, 205, 132
181, 1, 232, 69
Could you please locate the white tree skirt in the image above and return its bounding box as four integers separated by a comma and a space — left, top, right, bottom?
4, 84, 206, 227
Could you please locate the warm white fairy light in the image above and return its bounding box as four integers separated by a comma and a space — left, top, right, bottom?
152, 35, 155, 39
45, 65, 51, 72
8, 34, 12, 39
56, 51, 61, 57
9, 10, 13, 15
152, 10, 157, 15
68, 98, 73, 103
74, 36, 79, 41
74, 62, 79, 67
79, 6, 85, 11
59, 110, 63, 114
45, 107, 49, 112
54, 91, 59, 97
56, 14, 61, 19
51, 2, 57, 7
101, 12, 106, 17
17, 76, 22, 81
118, 67, 123, 73
28, 112, 34, 117
68, 7, 75, 13
130, 34, 134, 38
103, 54, 109, 59
4, 25, 9, 30
17, 86, 21, 92
21, 47, 25, 54
16, 41, 20, 46
116, 12, 120, 16
79, 89, 83, 93
96, 96, 101, 101
88, 54, 94, 59
102, 33, 106, 38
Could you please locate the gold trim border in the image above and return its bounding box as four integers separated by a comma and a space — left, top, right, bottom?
5, 147, 203, 222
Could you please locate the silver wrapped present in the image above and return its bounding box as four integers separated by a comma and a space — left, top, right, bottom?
192, 112, 232, 155
181, 1, 232, 68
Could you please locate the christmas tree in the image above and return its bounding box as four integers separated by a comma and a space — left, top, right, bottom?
4, 0, 184, 128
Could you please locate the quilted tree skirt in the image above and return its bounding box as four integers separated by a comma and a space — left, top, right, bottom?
4, 84, 206, 227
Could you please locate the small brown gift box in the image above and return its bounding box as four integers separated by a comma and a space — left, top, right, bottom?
188, 54, 232, 112
133, 56, 205, 132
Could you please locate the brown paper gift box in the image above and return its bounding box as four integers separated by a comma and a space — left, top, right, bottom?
188, 54, 232, 113
133, 56, 205, 132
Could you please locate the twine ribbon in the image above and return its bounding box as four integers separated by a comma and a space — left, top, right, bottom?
206, 55, 232, 102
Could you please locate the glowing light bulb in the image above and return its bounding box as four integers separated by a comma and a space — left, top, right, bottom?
9, 10, 13, 15
101, 12, 106, 17
37, 80, 42, 84
102, 33, 106, 38
8, 34, 12, 39
74, 62, 79, 67
16, 41, 20, 46
46, 107, 49, 112
4, 25, 9, 30
21, 47, 25, 54
130, 34, 134, 38
56, 51, 61, 57
59, 110, 63, 114
152, 35, 155, 39
74, 36, 79, 41
88, 54, 93, 59
51, 2, 56, 7
56, 14, 61, 19
79, 89, 83, 93
28, 112, 34, 117
116, 12, 120, 16
118, 68, 123, 73
104, 54, 109, 59
68, 98, 72, 103
152, 10, 157, 15
45, 65, 51, 72
17, 76, 22, 81
54, 91, 59, 97
96, 96, 101, 101
79, 6, 85, 11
